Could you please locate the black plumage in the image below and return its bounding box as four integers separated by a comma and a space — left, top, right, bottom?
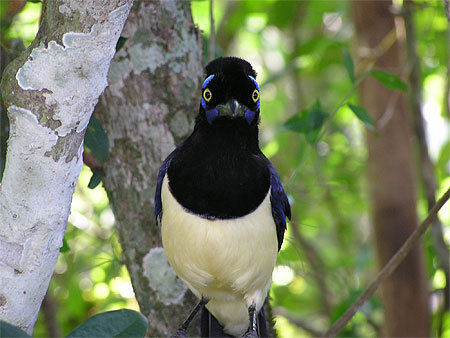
154, 57, 291, 337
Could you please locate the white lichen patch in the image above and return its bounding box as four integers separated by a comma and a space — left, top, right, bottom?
1, 3, 133, 332
59, 0, 126, 24
142, 247, 186, 305
16, 4, 131, 136
128, 43, 164, 74
169, 111, 190, 138
127, 25, 198, 77
0, 239, 23, 271
0, 104, 83, 330
0, 105, 80, 238
107, 0, 201, 92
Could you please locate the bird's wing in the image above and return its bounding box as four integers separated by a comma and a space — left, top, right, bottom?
263, 155, 291, 251
154, 147, 179, 225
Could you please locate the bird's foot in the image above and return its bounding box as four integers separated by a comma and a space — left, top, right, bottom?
243, 329, 258, 338
170, 328, 187, 338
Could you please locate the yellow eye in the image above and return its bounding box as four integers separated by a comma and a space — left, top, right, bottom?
203, 88, 212, 102
252, 89, 259, 103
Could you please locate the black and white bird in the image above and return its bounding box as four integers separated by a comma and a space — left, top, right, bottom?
154, 57, 291, 338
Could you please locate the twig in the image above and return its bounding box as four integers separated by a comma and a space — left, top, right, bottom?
325, 186, 450, 337
285, 68, 370, 187
41, 290, 62, 337
290, 222, 332, 315
444, 0, 450, 23
209, 0, 215, 61
404, 0, 450, 318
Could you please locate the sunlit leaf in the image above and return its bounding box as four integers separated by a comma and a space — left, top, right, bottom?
342, 48, 355, 83
437, 141, 450, 173
371, 70, 408, 92
0, 321, 33, 337
284, 100, 328, 144
0, 2, 9, 21
347, 103, 376, 132
66, 309, 148, 338
60, 237, 70, 253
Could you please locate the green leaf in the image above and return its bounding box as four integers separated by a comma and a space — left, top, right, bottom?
342, 48, 355, 83
66, 309, 148, 338
88, 167, 104, 189
0, 321, 33, 337
0, 2, 8, 21
371, 70, 408, 92
115, 37, 127, 52
347, 103, 376, 132
284, 115, 306, 133
284, 100, 328, 144
60, 237, 70, 253
84, 116, 109, 165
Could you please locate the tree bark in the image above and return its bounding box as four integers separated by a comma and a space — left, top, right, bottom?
352, 1, 430, 336
95, 0, 204, 336
0, 0, 132, 333
403, 0, 449, 312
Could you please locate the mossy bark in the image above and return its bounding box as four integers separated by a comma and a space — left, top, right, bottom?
96, 1, 204, 336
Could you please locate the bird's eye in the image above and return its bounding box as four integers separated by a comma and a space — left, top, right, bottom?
203, 88, 212, 102
252, 89, 259, 103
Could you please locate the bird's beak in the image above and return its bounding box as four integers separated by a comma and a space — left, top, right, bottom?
216, 99, 246, 117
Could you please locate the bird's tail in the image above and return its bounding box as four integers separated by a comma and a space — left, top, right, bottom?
200, 306, 268, 338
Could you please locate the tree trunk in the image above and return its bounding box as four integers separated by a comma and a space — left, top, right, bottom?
95, 0, 204, 336
352, 1, 430, 336
0, 0, 132, 333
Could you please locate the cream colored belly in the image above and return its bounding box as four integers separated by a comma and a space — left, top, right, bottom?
160, 176, 277, 337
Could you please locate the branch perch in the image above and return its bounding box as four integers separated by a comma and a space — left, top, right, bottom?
325, 186, 450, 337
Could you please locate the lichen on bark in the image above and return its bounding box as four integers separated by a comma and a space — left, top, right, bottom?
96, 0, 204, 336
0, 0, 133, 333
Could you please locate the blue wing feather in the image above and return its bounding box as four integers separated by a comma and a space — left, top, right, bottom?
263, 155, 291, 251
154, 148, 178, 224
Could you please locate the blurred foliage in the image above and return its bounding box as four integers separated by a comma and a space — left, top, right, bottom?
0, 0, 449, 337
65, 309, 148, 338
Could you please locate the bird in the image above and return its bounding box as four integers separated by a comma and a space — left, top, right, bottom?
154, 56, 291, 338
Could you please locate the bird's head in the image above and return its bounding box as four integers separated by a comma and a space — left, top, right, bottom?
199, 57, 260, 126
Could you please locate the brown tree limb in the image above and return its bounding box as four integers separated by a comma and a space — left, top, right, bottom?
403, 0, 450, 319
41, 290, 62, 338
325, 186, 450, 337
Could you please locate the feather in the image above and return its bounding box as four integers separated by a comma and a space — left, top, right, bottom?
263, 155, 291, 251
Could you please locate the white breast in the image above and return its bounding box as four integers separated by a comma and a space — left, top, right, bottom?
161, 175, 278, 337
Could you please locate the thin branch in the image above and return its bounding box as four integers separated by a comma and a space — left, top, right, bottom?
284, 26, 398, 187
41, 290, 62, 338
285, 68, 371, 187
444, 0, 450, 23
325, 186, 450, 337
209, 0, 215, 61
290, 222, 332, 315
404, 0, 450, 316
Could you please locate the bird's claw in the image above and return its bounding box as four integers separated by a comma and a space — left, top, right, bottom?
243, 329, 258, 338
170, 329, 187, 338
